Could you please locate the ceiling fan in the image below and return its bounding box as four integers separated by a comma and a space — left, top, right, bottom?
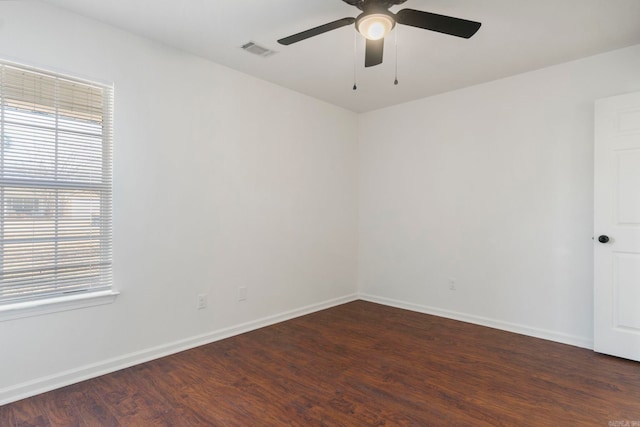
278, 0, 482, 68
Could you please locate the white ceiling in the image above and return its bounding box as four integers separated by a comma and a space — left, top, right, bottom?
39, 0, 640, 113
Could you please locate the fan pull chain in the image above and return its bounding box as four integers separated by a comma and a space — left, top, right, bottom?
353, 31, 358, 91
394, 27, 399, 85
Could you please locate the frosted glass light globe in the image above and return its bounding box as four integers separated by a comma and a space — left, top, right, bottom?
357, 14, 394, 40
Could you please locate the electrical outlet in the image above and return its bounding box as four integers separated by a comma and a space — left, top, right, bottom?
238, 286, 248, 301
197, 293, 208, 310
448, 278, 456, 291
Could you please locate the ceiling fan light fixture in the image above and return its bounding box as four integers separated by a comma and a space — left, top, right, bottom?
357, 13, 395, 40
277, 1, 482, 69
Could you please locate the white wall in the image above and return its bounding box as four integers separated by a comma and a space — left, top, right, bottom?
0, 1, 358, 403
359, 44, 640, 348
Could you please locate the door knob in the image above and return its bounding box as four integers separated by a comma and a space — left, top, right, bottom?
598, 235, 610, 243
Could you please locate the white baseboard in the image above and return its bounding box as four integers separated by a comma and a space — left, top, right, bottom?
1, 292, 594, 405
0, 293, 359, 405
359, 293, 594, 350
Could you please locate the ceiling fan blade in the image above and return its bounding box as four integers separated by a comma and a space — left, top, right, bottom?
364, 38, 384, 67
396, 9, 481, 39
278, 17, 356, 45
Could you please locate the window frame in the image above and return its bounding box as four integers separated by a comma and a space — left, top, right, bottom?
0, 60, 117, 321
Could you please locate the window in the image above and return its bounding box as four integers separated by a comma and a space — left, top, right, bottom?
0, 61, 114, 312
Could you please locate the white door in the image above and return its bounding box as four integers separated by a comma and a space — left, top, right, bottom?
594, 91, 640, 361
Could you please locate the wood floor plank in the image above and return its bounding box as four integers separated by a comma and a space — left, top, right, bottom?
63, 383, 120, 427
126, 362, 212, 426
39, 387, 84, 427
0, 403, 17, 427
92, 368, 187, 426
2, 301, 639, 425
10, 394, 50, 427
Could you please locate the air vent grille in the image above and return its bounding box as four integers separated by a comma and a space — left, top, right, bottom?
241, 42, 277, 58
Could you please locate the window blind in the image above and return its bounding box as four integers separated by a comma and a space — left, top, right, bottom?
0, 61, 113, 304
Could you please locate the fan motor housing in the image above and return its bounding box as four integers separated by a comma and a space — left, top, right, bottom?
342, 0, 408, 12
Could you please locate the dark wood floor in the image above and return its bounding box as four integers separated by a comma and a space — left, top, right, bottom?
2, 301, 639, 426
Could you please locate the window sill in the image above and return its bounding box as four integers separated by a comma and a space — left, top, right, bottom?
0, 290, 120, 322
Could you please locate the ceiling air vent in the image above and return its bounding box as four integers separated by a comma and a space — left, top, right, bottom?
241, 42, 277, 58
